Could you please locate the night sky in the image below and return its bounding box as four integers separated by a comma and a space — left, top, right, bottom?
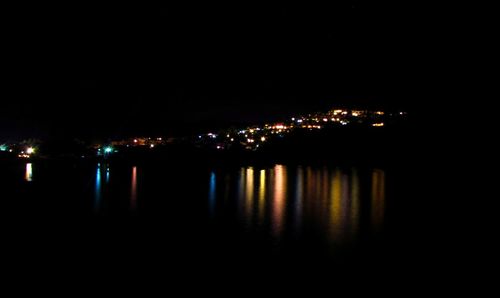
2, 2, 436, 139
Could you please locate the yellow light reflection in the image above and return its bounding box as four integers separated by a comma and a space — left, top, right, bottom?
350, 169, 360, 239
272, 165, 286, 237
258, 169, 266, 224
238, 168, 246, 215
245, 167, 254, 220
371, 169, 386, 231
25, 163, 33, 182
330, 169, 342, 240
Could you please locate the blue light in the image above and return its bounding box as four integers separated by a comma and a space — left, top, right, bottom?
104, 147, 113, 153
0, 145, 7, 152
209, 172, 216, 217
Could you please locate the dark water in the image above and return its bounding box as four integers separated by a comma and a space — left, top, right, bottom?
1, 160, 422, 277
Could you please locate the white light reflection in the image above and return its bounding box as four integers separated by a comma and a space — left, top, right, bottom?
105, 165, 110, 183
25, 163, 33, 182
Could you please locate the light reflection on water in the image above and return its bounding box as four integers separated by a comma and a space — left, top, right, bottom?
94, 164, 139, 213
371, 169, 385, 232
209, 165, 386, 245
131, 166, 137, 210
25, 163, 33, 182
95, 163, 102, 212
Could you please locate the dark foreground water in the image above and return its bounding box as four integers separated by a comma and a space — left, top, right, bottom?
1, 160, 431, 280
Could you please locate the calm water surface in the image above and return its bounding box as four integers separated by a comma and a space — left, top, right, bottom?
2, 161, 411, 268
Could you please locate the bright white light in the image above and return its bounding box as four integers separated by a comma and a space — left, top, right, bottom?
297, 119, 303, 123
150, 144, 155, 148
323, 118, 328, 122
291, 117, 295, 121
352, 112, 359, 117
261, 137, 266, 142
134, 139, 138, 143
26, 147, 35, 154
25, 163, 33, 181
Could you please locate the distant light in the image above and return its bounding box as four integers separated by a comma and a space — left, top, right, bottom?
323, 118, 328, 122
134, 139, 138, 143
157, 137, 162, 141
341, 111, 348, 115
291, 117, 295, 121
230, 138, 234, 142
227, 134, 230, 138
199, 135, 202, 139
297, 119, 303, 123
352, 112, 359, 117
104, 147, 113, 153
9, 149, 13, 152
216, 145, 221, 149
26, 147, 35, 154
0, 145, 7, 152
375, 111, 385, 115
247, 139, 255, 143
372, 123, 384, 127
150, 144, 155, 148
260, 137, 266, 142
399, 112, 404, 115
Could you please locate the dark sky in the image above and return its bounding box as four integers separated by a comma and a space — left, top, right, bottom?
2, 2, 439, 139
